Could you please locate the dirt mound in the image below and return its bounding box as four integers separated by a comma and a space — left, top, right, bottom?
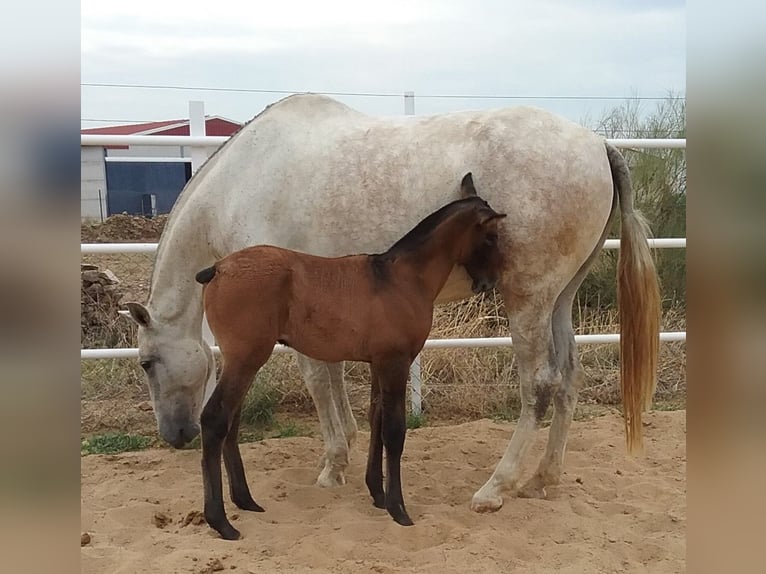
81, 410, 686, 573
81, 214, 169, 243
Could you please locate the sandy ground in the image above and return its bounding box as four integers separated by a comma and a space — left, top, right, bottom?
81, 410, 685, 574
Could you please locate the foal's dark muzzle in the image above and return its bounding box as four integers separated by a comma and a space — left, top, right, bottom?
471, 278, 497, 294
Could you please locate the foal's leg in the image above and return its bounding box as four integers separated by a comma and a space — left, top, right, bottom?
375, 358, 413, 526
519, 295, 583, 499
294, 354, 353, 487
471, 298, 560, 513
365, 368, 385, 508
223, 406, 265, 511
201, 357, 265, 540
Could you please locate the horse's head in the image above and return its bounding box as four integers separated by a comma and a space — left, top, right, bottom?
455, 173, 507, 294
125, 302, 214, 448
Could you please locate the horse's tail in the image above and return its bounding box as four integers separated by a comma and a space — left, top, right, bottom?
606, 142, 661, 455
195, 265, 217, 285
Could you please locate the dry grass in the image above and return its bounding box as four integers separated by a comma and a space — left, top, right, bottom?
80, 251, 686, 439
81, 281, 686, 439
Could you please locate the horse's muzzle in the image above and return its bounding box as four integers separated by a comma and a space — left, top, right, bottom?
162, 422, 201, 449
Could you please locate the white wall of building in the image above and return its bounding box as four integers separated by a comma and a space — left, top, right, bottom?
81, 146, 107, 222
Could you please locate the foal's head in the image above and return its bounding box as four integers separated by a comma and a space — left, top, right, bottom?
452, 173, 507, 294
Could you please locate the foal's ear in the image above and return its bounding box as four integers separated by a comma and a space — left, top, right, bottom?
478, 211, 508, 226
125, 302, 152, 328
460, 172, 477, 197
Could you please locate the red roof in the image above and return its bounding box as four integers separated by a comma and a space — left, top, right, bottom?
81, 116, 242, 137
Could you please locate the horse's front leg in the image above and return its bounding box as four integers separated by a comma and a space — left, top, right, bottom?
376, 357, 414, 526
365, 368, 385, 508
201, 361, 263, 540
223, 405, 265, 512
295, 354, 351, 487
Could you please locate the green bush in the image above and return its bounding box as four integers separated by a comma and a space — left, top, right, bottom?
578, 95, 687, 313
240, 380, 279, 428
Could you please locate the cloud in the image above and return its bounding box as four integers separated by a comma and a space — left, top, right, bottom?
81, 0, 685, 124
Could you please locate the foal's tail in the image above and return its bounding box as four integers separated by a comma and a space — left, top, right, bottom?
606, 142, 661, 455
195, 265, 217, 285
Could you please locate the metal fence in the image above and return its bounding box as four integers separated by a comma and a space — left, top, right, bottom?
81, 101, 686, 415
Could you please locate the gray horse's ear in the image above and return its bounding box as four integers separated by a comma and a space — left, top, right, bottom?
460, 172, 477, 197
126, 302, 152, 328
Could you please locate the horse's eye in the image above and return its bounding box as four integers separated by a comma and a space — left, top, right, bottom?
139, 359, 154, 372
485, 234, 498, 245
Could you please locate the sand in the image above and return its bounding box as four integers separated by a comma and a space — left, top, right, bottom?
81, 410, 686, 573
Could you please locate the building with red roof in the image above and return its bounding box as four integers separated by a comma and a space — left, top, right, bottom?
81, 116, 242, 221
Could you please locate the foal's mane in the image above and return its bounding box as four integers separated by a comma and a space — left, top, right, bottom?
368, 196, 488, 283
382, 196, 488, 258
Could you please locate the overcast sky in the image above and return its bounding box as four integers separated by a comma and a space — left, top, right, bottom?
81, 0, 686, 129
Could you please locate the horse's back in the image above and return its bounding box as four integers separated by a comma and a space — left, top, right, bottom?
175, 95, 614, 296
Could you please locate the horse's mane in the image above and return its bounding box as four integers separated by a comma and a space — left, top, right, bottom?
366, 196, 487, 285
381, 196, 487, 257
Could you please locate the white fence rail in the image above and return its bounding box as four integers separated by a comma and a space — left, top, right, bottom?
81, 237, 686, 255
81, 118, 686, 415
81, 331, 687, 361
83, 135, 686, 149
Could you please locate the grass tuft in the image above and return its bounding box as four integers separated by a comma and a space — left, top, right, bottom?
81, 432, 152, 455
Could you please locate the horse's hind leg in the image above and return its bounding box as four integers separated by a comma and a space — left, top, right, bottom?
224, 406, 265, 512
201, 381, 242, 540
201, 355, 266, 540
518, 295, 582, 499
519, 200, 617, 498
295, 354, 354, 487
328, 359, 359, 450
471, 296, 560, 513
365, 368, 385, 508
374, 358, 413, 526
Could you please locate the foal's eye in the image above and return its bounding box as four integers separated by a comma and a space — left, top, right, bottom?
139, 359, 154, 372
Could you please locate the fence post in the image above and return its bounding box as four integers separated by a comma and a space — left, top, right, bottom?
188, 100, 216, 348
404, 91, 415, 116
188, 100, 206, 176
403, 91, 422, 415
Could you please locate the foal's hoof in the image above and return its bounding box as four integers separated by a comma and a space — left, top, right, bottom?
392, 512, 414, 527
233, 495, 265, 512
372, 494, 386, 509
387, 504, 414, 526
231, 492, 266, 512
212, 522, 241, 541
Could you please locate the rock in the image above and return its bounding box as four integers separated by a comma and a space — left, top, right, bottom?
81, 532, 91, 546
152, 511, 172, 529
82, 270, 102, 283
101, 269, 121, 284
181, 510, 206, 527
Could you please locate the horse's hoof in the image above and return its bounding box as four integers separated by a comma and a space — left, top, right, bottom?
518, 479, 548, 500
316, 467, 346, 488
212, 522, 241, 540
387, 503, 413, 526
392, 512, 414, 526
470, 493, 504, 513
233, 496, 265, 512
372, 494, 386, 509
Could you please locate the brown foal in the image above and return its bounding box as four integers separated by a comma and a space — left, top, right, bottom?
196, 173, 506, 540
